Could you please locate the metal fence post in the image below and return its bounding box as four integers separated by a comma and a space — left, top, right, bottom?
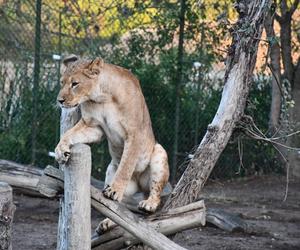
171, 0, 186, 183
32, 0, 42, 164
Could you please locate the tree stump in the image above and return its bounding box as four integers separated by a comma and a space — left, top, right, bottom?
0, 182, 15, 250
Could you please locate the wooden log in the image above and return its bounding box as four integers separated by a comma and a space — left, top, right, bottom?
90, 187, 187, 250
1, 163, 247, 248
0, 160, 42, 195
60, 144, 92, 250
0, 161, 166, 212
0, 162, 248, 236
92, 200, 206, 250
163, 0, 272, 210
57, 107, 91, 250
0, 182, 16, 250
38, 165, 186, 250
0, 160, 103, 199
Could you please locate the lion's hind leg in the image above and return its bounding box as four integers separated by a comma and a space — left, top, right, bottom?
138, 144, 169, 213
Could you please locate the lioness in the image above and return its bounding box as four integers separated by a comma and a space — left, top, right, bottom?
55, 55, 169, 231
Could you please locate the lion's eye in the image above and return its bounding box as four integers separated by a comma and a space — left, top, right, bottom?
71, 81, 79, 88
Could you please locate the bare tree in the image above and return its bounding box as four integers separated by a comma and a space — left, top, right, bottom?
163, 0, 272, 210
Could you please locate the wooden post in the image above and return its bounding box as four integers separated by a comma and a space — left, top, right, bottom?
0, 182, 15, 250
57, 108, 91, 250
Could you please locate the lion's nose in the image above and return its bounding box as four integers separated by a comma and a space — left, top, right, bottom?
57, 98, 65, 104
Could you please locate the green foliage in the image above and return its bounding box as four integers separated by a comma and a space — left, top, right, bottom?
0, 0, 282, 180
0, 61, 60, 167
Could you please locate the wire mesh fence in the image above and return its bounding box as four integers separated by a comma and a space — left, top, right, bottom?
0, 0, 280, 182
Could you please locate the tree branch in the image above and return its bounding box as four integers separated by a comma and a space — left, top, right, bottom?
290, 0, 300, 15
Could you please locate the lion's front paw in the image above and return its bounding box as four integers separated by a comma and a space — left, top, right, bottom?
55, 142, 71, 164
138, 198, 160, 213
96, 218, 116, 234
102, 184, 123, 202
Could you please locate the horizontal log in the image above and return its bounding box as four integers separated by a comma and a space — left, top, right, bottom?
0, 161, 104, 197
91, 188, 187, 250
92, 200, 206, 250
0, 160, 43, 194
40, 165, 185, 250
0, 160, 171, 202
0, 161, 247, 236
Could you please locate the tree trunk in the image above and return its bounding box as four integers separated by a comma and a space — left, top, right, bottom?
0, 182, 15, 250
265, 10, 282, 132
279, 15, 293, 85
289, 59, 300, 178
275, 0, 300, 178
163, 0, 271, 210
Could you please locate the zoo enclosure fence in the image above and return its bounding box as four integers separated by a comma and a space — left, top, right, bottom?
0, 0, 275, 182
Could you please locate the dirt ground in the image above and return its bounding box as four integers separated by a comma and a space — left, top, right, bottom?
12, 175, 300, 250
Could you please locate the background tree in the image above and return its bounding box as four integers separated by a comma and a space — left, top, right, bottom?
265, 0, 300, 177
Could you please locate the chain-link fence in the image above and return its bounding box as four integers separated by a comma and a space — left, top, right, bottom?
0, 0, 280, 182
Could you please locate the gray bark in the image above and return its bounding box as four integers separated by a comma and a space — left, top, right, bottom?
38, 165, 186, 250
59, 144, 91, 250
265, 10, 282, 132
163, 0, 272, 210
0, 160, 43, 196
91, 187, 186, 250
92, 200, 205, 250
57, 107, 91, 250
0, 182, 15, 250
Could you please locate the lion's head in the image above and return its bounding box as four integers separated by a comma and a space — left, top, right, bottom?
57, 55, 103, 108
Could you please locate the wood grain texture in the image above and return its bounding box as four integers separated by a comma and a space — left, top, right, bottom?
57, 107, 92, 250
0, 182, 15, 250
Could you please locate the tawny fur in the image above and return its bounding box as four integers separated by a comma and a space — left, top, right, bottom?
55, 56, 169, 232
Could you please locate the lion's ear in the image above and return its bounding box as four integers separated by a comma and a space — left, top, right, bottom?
63, 54, 78, 67
87, 57, 104, 76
